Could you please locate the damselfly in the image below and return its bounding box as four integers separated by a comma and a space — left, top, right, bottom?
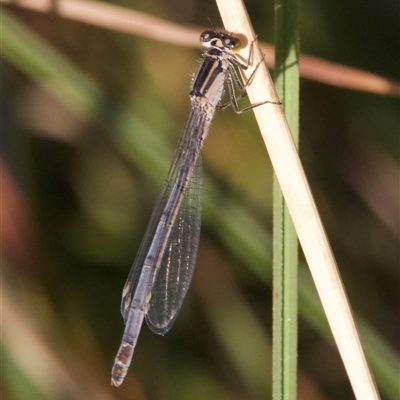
111, 29, 277, 387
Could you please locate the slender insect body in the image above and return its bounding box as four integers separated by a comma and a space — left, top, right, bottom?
111, 29, 266, 387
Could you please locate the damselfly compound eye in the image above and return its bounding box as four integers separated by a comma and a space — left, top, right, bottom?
200, 30, 218, 47
221, 35, 241, 52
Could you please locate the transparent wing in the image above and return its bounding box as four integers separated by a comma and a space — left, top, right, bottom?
146, 156, 203, 334
120, 116, 197, 322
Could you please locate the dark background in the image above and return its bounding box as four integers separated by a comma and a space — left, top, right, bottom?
2, 0, 399, 399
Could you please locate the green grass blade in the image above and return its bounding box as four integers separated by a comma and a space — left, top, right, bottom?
272, 0, 300, 398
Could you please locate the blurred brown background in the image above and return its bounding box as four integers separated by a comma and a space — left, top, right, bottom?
1, 0, 399, 399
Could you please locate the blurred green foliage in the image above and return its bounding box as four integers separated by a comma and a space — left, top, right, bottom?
1, 1, 399, 399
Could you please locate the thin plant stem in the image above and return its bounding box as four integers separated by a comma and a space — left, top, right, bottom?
272, 0, 300, 398
215, 1, 380, 399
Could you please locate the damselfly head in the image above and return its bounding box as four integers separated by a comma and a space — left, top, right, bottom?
200, 30, 242, 53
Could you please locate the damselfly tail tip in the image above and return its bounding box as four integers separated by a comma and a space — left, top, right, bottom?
111, 378, 121, 387
111, 341, 134, 387
111, 368, 124, 387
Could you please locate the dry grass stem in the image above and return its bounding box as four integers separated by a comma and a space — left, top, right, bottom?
2, 0, 399, 97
